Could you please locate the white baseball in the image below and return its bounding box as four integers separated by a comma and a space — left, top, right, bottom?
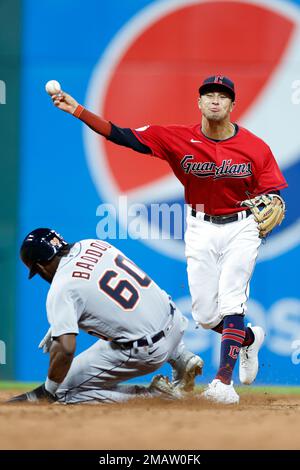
45, 80, 61, 95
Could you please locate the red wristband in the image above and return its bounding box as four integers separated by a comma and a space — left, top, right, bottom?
73, 104, 85, 118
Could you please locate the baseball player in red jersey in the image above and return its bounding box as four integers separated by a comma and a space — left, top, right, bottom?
50, 75, 287, 404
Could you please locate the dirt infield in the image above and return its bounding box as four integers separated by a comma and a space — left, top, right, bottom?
0, 390, 299, 450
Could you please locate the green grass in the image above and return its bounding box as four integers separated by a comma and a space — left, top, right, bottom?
196, 385, 300, 395
1, 381, 300, 394
237, 386, 300, 395
0, 381, 40, 391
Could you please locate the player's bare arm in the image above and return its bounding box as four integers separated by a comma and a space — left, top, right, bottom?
7, 334, 76, 404
48, 334, 76, 384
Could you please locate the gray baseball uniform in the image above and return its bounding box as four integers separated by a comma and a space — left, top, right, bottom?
46, 239, 188, 403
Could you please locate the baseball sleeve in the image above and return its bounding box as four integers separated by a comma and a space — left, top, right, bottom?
255, 146, 288, 195
46, 286, 82, 337
131, 125, 172, 160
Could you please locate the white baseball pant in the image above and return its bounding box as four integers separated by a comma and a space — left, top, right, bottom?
185, 208, 261, 329
55, 306, 187, 404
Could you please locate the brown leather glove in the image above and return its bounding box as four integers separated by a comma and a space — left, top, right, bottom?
241, 194, 285, 238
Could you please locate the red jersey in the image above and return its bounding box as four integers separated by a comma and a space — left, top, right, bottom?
132, 124, 287, 215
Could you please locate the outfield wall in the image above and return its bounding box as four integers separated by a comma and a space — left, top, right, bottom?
1, 0, 300, 384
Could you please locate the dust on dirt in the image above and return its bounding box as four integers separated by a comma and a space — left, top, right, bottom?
0, 390, 299, 450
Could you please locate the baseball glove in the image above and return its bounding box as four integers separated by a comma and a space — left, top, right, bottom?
241, 194, 286, 238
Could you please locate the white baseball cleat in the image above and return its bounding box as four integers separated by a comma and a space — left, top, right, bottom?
239, 325, 265, 385
201, 379, 240, 405
149, 374, 183, 400
171, 352, 204, 392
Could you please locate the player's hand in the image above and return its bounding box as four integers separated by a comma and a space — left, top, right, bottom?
38, 327, 52, 353
272, 196, 283, 207
7, 384, 57, 404
52, 91, 79, 115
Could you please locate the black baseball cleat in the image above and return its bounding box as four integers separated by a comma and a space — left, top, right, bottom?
6, 392, 32, 403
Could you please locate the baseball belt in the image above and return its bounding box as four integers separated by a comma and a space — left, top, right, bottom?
117, 303, 175, 350
191, 208, 252, 224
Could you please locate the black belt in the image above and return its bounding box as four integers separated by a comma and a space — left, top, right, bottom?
117, 303, 175, 349
191, 208, 252, 224
120, 330, 165, 349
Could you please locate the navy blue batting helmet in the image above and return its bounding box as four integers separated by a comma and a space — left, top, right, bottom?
20, 228, 68, 279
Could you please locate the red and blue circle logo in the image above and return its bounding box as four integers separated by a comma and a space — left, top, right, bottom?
85, 0, 300, 261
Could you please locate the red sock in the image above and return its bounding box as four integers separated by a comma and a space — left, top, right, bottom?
213, 320, 254, 347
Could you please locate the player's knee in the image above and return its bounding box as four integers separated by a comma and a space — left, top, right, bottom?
191, 300, 217, 329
